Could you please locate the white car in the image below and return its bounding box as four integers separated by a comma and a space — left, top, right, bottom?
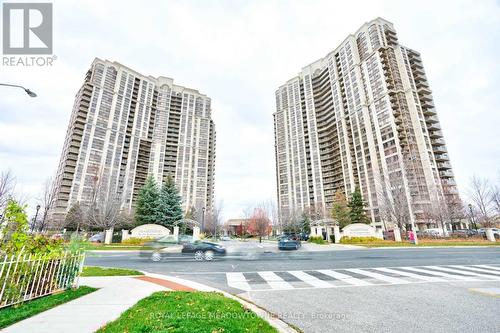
421, 228, 444, 237
220, 236, 231, 241
88, 232, 104, 243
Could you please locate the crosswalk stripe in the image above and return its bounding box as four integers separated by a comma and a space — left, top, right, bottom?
450, 265, 500, 275
345, 268, 410, 284
258, 271, 294, 290
288, 271, 333, 288
425, 266, 500, 280
402, 267, 476, 281
226, 272, 251, 291
475, 265, 500, 272
317, 269, 372, 286
373, 267, 446, 282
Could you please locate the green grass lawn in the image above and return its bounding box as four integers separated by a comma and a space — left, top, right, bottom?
0, 286, 97, 329
81, 266, 144, 277
97, 291, 278, 333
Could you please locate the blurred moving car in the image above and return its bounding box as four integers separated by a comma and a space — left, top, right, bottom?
143, 235, 226, 261
278, 236, 301, 250
182, 241, 226, 261
88, 232, 104, 243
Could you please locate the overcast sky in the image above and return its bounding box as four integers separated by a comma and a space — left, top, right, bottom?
1, 0, 499, 220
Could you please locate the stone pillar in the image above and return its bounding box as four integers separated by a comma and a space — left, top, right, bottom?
121, 229, 129, 242
325, 227, 331, 242
485, 228, 496, 242
173, 226, 179, 240
333, 225, 340, 244
393, 227, 402, 242
193, 226, 200, 240
104, 228, 113, 245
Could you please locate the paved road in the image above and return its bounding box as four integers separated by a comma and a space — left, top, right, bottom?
86, 247, 500, 332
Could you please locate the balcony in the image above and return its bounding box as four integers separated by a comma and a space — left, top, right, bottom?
432, 145, 447, 154
427, 122, 441, 131
423, 107, 437, 116
431, 138, 445, 145
425, 115, 439, 124
421, 99, 435, 109
437, 162, 452, 170
434, 153, 449, 162
440, 170, 454, 178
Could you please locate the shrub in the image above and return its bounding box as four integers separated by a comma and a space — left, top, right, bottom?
121, 237, 155, 246
340, 236, 382, 244
309, 236, 326, 244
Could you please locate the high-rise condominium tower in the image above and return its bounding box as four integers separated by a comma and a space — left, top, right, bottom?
274, 18, 460, 230
50, 58, 216, 225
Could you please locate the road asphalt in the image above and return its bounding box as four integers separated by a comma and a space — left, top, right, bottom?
85, 245, 500, 332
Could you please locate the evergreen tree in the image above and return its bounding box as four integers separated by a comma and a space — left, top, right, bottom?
156, 176, 183, 227
331, 190, 351, 228
185, 206, 197, 220
135, 175, 159, 225
348, 187, 370, 224
300, 214, 311, 234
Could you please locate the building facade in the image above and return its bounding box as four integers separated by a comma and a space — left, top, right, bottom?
274, 18, 460, 230
50, 58, 216, 225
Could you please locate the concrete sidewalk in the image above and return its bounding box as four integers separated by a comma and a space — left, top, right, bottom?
3, 276, 167, 333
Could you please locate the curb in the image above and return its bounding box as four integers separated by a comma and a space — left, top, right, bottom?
140, 271, 298, 333
365, 245, 499, 249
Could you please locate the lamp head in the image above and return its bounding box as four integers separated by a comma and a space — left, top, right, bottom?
25, 89, 37, 97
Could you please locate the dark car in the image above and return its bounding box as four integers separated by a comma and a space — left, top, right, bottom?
182, 240, 226, 261
143, 235, 226, 261
278, 236, 301, 250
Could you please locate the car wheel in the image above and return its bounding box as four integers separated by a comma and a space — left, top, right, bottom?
151, 252, 161, 262
204, 250, 215, 261
194, 250, 204, 261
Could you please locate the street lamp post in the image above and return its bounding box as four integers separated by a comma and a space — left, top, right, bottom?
201, 207, 205, 233
0, 83, 37, 97
32, 204, 41, 232
468, 204, 477, 230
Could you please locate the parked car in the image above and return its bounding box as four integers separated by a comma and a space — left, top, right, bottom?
220, 235, 231, 241
421, 228, 444, 237
88, 232, 104, 243
143, 235, 226, 261
278, 236, 301, 250
451, 229, 478, 237
478, 228, 500, 239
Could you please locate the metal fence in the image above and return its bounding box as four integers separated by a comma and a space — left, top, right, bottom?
0, 251, 85, 308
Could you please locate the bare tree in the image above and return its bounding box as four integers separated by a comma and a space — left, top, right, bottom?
491, 184, 500, 217
38, 177, 57, 232
204, 201, 223, 238
0, 170, 16, 212
64, 202, 85, 232
85, 176, 126, 231
468, 176, 494, 227
377, 171, 412, 231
